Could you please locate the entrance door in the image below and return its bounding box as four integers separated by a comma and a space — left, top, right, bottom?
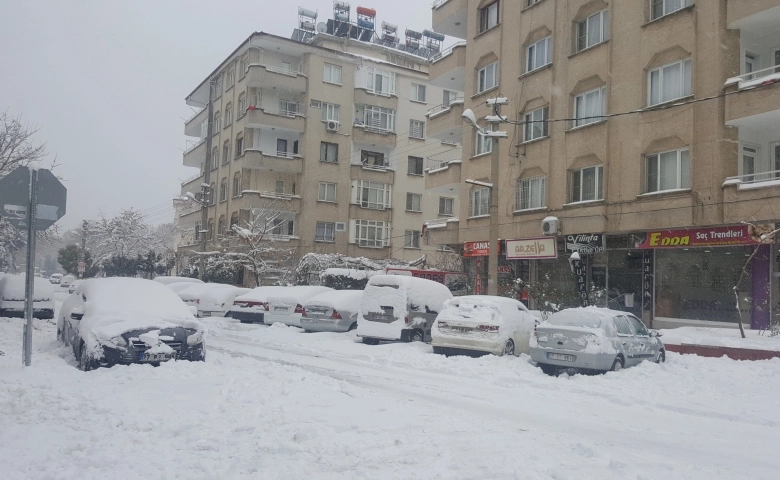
276, 139, 288, 157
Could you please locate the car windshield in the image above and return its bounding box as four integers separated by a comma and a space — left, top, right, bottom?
547, 310, 604, 329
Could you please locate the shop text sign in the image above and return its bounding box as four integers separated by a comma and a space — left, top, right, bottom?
565, 233, 605, 254
506, 237, 557, 260
463, 241, 501, 257
635, 225, 770, 249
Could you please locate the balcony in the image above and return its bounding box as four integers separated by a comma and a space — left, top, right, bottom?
180, 171, 204, 189
184, 108, 207, 137
349, 164, 395, 182
722, 170, 780, 223
182, 138, 206, 167
426, 98, 465, 143
240, 149, 303, 174
348, 204, 392, 223
354, 89, 398, 110
423, 218, 460, 246
245, 105, 305, 133
432, 0, 467, 40
352, 124, 397, 149
727, 0, 780, 28
245, 64, 307, 93
425, 159, 462, 194
232, 191, 301, 214
429, 43, 466, 90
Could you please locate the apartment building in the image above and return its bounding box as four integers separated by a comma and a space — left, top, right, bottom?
429, 0, 780, 329
177, 8, 463, 285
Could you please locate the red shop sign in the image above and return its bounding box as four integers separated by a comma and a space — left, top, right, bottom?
634, 224, 773, 249
463, 241, 501, 257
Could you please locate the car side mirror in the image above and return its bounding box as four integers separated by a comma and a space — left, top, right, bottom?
649, 330, 662, 337
70, 309, 84, 321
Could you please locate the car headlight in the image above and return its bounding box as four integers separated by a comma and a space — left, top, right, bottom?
108, 336, 127, 347
187, 331, 204, 346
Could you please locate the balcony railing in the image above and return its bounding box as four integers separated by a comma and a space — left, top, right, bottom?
429, 41, 466, 63
426, 97, 465, 118
725, 66, 780, 89
184, 108, 205, 124
432, 0, 452, 8
425, 158, 460, 172
183, 138, 205, 154
723, 169, 780, 187
180, 172, 203, 186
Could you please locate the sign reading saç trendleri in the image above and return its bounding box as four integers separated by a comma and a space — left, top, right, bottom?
634, 224, 774, 249
506, 237, 557, 260
565, 233, 605, 254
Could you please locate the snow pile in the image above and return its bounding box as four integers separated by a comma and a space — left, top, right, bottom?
153, 276, 203, 285
320, 268, 382, 280
0, 275, 54, 302
438, 295, 524, 326
165, 281, 201, 293
267, 286, 334, 307
176, 283, 232, 304
198, 287, 250, 314
660, 326, 780, 351
138, 330, 175, 354
304, 290, 364, 315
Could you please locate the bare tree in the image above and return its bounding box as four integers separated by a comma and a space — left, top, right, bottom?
86, 209, 168, 264
733, 224, 780, 338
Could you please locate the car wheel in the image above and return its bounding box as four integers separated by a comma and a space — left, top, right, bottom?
655, 350, 665, 364
610, 356, 624, 372
348, 322, 357, 332
539, 364, 559, 376
362, 337, 378, 345
409, 330, 424, 343
78, 342, 95, 372
502, 339, 515, 356
432, 346, 444, 355
304, 329, 314, 333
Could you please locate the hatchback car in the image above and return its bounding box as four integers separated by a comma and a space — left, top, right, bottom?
530, 307, 665, 375
230, 286, 286, 324
431, 296, 537, 357
264, 286, 335, 328
60, 274, 76, 288
300, 290, 363, 333
58, 278, 206, 371
197, 286, 250, 317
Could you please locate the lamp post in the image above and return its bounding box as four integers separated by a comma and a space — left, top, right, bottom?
463, 101, 508, 296
198, 78, 216, 281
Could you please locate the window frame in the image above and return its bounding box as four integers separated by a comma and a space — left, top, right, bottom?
404, 230, 421, 249
318, 182, 337, 203
526, 36, 552, 73
576, 10, 609, 52
523, 106, 549, 142
365, 67, 396, 96
219, 178, 228, 202
320, 142, 339, 163
315, 222, 336, 242
354, 220, 390, 248
651, 0, 691, 21
222, 142, 230, 165
321, 103, 341, 123
515, 175, 547, 211
478, 1, 500, 34
357, 180, 392, 210
408, 156, 423, 175
232, 174, 241, 198
477, 62, 498, 94
475, 124, 494, 156
645, 148, 690, 193
439, 197, 454, 216
406, 193, 422, 212
409, 119, 425, 139
571, 165, 604, 203
323, 63, 342, 85
235, 136, 243, 158
411, 83, 427, 103
361, 150, 387, 167
469, 187, 490, 217
363, 105, 396, 132
648, 58, 692, 106
573, 86, 607, 128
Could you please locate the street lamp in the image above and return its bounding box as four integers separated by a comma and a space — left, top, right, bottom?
462, 105, 508, 296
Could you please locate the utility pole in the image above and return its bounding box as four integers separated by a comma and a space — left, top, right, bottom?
199, 78, 216, 281
79, 219, 87, 279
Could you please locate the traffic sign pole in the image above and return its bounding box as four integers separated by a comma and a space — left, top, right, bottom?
22, 168, 39, 367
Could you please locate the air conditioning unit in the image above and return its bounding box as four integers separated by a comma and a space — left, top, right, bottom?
542, 216, 561, 235
326, 120, 340, 132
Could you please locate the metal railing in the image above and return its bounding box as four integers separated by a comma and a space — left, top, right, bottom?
727, 65, 780, 86
180, 172, 203, 186
429, 41, 466, 63
432, 0, 452, 8
425, 158, 459, 172
184, 108, 205, 125
724, 169, 780, 185
265, 65, 300, 77
426, 96, 464, 117
183, 138, 205, 154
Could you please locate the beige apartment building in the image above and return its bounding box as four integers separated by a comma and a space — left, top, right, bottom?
177, 10, 463, 285
429, 0, 780, 329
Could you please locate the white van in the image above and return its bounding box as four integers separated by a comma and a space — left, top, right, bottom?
49, 273, 63, 284
356, 275, 453, 344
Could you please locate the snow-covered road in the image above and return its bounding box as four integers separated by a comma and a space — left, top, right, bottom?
2, 304, 779, 479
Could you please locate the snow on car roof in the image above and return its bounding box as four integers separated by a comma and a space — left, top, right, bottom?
177, 283, 233, 301
546, 307, 621, 328
362, 275, 452, 318
304, 290, 363, 314
166, 282, 202, 293
153, 276, 204, 285
0, 274, 55, 301
267, 286, 334, 305
320, 268, 382, 280
234, 286, 286, 302
440, 295, 524, 325
199, 286, 251, 306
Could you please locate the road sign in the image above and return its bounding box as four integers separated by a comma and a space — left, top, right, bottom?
78, 262, 86, 273
0, 166, 67, 231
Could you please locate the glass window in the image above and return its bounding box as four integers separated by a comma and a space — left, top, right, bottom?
614, 316, 634, 336
571, 165, 604, 202
355, 220, 390, 248
238, 94, 246, 115
323, 63, 342, 84
651, 0, 690, 21
439, 197, 454, 216
479, 1, 499, 33
577, 10, 608, 52
358, 181, 391, 209
213, 111, 221, 132
477, 63, 498, 93
224, 106, 232, 126
320, 142, 338, 163
574, 87, 607, 127
321, 103, 340, 123
516, 175, 546, 211
361, 150, 387, 167
741, 145, 757, 182
406, 193, 422, 212
220, 179, 227, 202
469, 187, 490, 217
275, 180, 285, 194
409, 120, 425, 139
524, 106, 549, 141
211, 148, 219, 169
363, 106, 395, 132
626, 316, 649, 336
443, 90, 458, 107
232, 174, 241, 197
646, 148, 690, 192
408, 156, 423, 175
411, 84, 426, 102
318, 182, 337, 202
316, 222, 336, 242
475, 124, 494, 155
527, 36, 552, 72
404, 230, 421, 249
649, 58, 692, 106
235, 136, 243, 158
366, 67, 396, 96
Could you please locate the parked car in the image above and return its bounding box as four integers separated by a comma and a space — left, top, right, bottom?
230, 286, 286, 324
68, 280, 80, 294
49, 273, 63, 284
300, 290, 364, 333
530, 307, 665, 375
0, 274, 55, 319
431, 296, 537, 357
58, 278, 206, 371
163, 281, 199, 294
153, 276, 203, 286
176, 283, 232, 308
60, 274, 76, 288
197, 286, 250, 317
264, 286, 335, 327
356, 275, 452, 345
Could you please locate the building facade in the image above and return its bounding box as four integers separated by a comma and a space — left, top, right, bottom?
429, 0, 780, 329
178, 17, 463, 285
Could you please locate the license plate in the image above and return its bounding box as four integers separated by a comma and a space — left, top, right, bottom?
200, 312, 211, 316
454, 327, 471, 333
547, 353, 575, 362
274, 306, 287, 311
140, 353, 175, 362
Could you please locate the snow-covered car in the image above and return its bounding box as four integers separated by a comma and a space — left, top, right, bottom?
176, 283, 232, 308
49, 273, 63, 284
431, 296, 537, 357
263, 286, 335, 327
530, 307, 665, 375
58, 278, 206, 371
165, 281, 203, 294
197, 286, 250, 317
230, 286, 286, 324
60, 274, 76, 288
356, 275, 452, 345
68, 280, 80, 294
0, 274, 55, 319
153, 276, 203, 286
300, 290, 364, 333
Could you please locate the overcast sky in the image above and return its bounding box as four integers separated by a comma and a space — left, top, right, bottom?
0, 0, 440, 230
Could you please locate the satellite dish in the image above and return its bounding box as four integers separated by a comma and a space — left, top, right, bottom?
317, 22, 327, 33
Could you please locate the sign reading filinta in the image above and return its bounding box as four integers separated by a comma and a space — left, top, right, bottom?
565, 233, 605, 254
506, 237, 557, 260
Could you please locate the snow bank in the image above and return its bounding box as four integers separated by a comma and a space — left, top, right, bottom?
320, 268, 382, 280
198, 287, 251, 313
177, 283, 233, 303
153, 276, 203, 285
234, 286, 286, 303
660, 326, 780, 352
304, 290, 363, 315
267, 286, 334, 307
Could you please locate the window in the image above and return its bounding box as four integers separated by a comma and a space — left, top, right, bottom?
320, 142, 338, 163
526, 0, 543, 6
238, 94, 247, 115
222, 142, 230, 164
277, 139, 288, 156
235, 136, 243, 158
475, 124, 494, 155
357, 181, 391, 210
479, 1, 499, 33
211, 148, 219, 169
477, 63, 498, 93
220, 178, 228, 202
240, 57, 249, 77
406, 193, 422, 212
469, 187, 490, 217
366, 67, 396, 96
275, 180, 285, 194
230, 213, 239, 230
316, 222, 336, 242
516, 175, 546, 211
227, 70, 235, 88
218, 216, 226, 237
224, 106, 233, 127
194, 222, 201, 241
209, 183, 215, 205
408, 156, 423, 175
323, 63, 342, 84
741, 145, 757, 182
613, 316, 633, 336
361, 150, 387, 167
571, 165, 604, 202
404, 230, 421, 249
526, 36, 552, 72
409, 120, 425, 139
443, 90, 458, 107
355, 220, 390, 248
646, 148, 690, 193
214, 77, 222, 98
207, 219, 214, 240
649, 58, 692, 106
321, 103, 341, 123
232, 174, 241, 197
524, 106, 549, 141
651, 0, 691, 21
278, 100, 299, 116
213, 111, 221, 132
439, 197, 454, 216
270, 218, 294, 236
574, 87, 607, 127
318, 182, 337, 202
363, 106, 396, 132
577, 10, 608, 52
411, 83, 426, 103
627, 315, 649, 336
